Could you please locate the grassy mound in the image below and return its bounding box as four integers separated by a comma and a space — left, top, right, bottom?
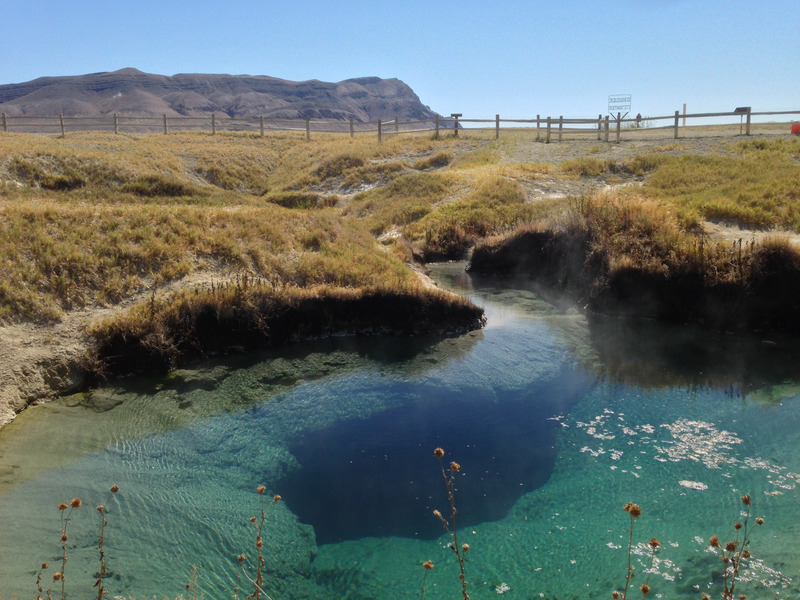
86, 283, 485, 378
471, 191, 800, 332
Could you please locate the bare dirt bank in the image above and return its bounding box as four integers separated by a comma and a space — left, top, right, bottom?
0, 272, 220, 427
0, 273, 484, 428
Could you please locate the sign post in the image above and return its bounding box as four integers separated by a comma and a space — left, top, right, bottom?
734, 107, 751, 136
450, 113, 462, 137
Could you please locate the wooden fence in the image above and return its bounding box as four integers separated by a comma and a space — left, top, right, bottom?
1, 108, 798, 142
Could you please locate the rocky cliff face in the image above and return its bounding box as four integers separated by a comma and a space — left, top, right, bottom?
0, 68, 438, 122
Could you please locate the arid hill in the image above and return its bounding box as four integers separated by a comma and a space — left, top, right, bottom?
0, 67, 438, 122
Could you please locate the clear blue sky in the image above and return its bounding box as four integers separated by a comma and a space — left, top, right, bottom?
2, 0, 798, 120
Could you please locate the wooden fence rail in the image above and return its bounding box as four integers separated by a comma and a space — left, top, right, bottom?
1, 108, 798, 142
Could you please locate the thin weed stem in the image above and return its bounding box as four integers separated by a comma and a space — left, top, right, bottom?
56, 497, 82, 600
239, 562, 276, 600
247, 486, 281, 600
432, 447, 470, 600
707, 494, 764, 600
35, 561, 49, 600
184, 565, 199, 600
420, 560, 434, 600
94, 484, 120, 600
615, 502, 643, 600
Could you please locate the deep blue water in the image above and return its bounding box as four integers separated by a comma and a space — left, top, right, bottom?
277, 364, 592, 543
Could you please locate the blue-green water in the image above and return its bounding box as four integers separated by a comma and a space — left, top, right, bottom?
2, 263, 800, 600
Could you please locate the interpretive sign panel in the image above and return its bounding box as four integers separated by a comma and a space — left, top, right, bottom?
608, 94, 631, 113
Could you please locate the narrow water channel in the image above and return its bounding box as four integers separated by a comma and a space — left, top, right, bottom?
1, 263, 799, 600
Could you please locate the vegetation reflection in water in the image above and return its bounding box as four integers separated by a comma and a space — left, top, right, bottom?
1, 263, 800, 599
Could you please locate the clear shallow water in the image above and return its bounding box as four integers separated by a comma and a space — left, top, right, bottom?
1, 264, 800, 599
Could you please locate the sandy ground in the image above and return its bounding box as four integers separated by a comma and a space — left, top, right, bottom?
1, 130, 798, 428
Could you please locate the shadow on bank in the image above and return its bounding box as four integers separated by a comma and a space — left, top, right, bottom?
466, 229, 800, 396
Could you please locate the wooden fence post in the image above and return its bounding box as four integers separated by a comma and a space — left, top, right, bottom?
260, 116, 264, 137
395, 115, 399, 134
212, 113, 216, 135
558, 116, 563, 142
746, 107, 751, 136
674, 110, 680, 139
113, 113, 118, 134
616, 112, 621, 144
536, 114, 540, 142
451, 113, 462, 137
597, 114, 602, 140
349, 117, 354, 138
59, 113, 65, 137
2, 112, 6, 133
435, 114, 440, 139
378, 119, 382, 142
604, 116, 610, 142
305, 118, 310, 140
163, 114, 168, 135
546, 116, 551, 143
495, 114, 500, 139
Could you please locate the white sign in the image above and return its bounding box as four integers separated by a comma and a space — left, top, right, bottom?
608, 94, 631, 113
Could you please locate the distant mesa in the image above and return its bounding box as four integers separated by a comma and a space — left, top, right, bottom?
0, 68, 439, 123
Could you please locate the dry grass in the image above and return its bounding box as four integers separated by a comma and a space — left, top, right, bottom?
85, 280, 485, 378
0, 131, 479, 323
3, 129, 798, 335
643, 137, 800, 230
0, 199, 415, 322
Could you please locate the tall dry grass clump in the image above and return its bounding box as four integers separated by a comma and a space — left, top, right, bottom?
85, 280, 485, 378
471, 185, 800, 332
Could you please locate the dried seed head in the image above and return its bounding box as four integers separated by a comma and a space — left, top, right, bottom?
462, 543, 470, 552
238, 554, 246, 563
640, 583, 650, 595
725, 541, 737, 552
61, 534, 68, 542
709, 535, 721, 548
41, 562, 49, 570
434, 447, 445, 459
110, 485, 119, 494
273, 494, 281, 503
58, 503, 68, 511
611, 592, 622, 599
256, 539, 263, 549
97, 505, 105, 514
53, 572, 63, 581
648, 538, 661, 549
256, 485, 266, 495
450, 461, 461, 472
702, 594, 711, 600
742, 550, 751, 559
624, 503, 642, 518
70, 498, 82, 509
741, 494, 751, 506
422, 560, 434, 571
756, 517, 764, 526
734, 522, 742, 530
433, 509, 442, 519
249, 516, 257, 523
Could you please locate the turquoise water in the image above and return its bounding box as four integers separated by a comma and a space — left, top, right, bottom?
1, 263, 800, 599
